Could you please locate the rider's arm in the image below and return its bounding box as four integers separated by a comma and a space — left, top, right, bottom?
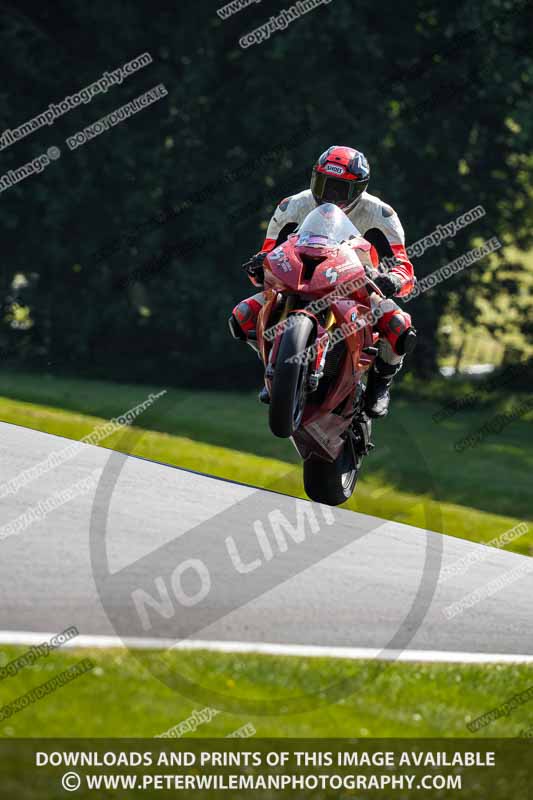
373, 205, 415, 297
245, 195, 306, 287
260, 195, 305, 253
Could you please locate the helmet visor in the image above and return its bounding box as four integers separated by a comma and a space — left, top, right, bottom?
311, 171, 365, 208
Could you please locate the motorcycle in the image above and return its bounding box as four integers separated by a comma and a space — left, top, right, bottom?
250, 203, 383, 506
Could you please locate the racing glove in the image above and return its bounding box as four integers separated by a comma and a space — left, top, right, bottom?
374, 272, 403, 298
242, 251, 266, 283
366, 267, 403, 298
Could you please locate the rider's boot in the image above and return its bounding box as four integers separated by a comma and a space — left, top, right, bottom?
228, 313, 269, 403
259, 387, 270, 404
364, 358, 401, 418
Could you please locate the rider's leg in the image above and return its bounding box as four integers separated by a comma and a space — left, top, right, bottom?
364, 343, 403, 418
228, 292, 270, 403
365, 299, 416, 418
228, 292, 267, 342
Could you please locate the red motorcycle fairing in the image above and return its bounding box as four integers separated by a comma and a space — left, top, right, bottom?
257, 233, 379, 463
264, 234, 371, 299
313, 298, 375, 411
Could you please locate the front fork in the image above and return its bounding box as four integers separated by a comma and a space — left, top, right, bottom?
307, 309, 335, 392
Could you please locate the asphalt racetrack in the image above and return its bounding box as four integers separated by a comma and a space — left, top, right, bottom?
0, 422, 531, 660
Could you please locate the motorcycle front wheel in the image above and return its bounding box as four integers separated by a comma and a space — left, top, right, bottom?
269, 314, 314, 438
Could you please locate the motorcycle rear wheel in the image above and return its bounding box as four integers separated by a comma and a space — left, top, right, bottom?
303, 439, 361, 506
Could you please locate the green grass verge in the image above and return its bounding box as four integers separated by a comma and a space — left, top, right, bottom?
0, 646, 531, 738
0, 371, 531, 554
1, 372, 531, 740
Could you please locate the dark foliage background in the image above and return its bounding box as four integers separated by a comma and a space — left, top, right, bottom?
0, 0, 531, 388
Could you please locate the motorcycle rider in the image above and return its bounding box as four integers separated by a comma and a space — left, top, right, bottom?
229, 146, 417, 418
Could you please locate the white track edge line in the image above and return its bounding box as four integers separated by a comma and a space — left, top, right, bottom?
0, 631, 532, 664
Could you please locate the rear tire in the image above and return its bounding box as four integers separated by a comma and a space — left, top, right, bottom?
269, 315, 314, 438
303, 439, 361, 506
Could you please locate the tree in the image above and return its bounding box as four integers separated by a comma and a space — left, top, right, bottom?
1, 0, 532, 386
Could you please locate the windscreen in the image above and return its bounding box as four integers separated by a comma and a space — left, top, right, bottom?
297, 203, 361, 249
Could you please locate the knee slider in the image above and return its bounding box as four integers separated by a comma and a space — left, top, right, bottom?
395, 327, 417, 355
228, 313, 247, 341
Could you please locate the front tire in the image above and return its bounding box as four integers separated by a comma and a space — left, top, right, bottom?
269, 314, 314, 438
303, 439, 361, 506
